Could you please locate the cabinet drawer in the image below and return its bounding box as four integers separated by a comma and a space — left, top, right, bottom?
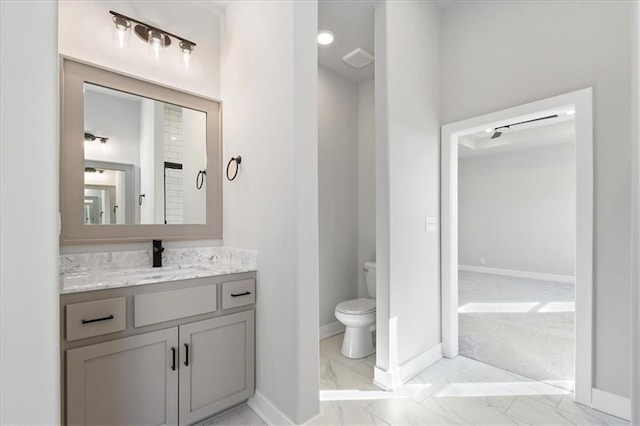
221, 279, 255, 310
66, 297, 126, 341
134, 284, 217, 327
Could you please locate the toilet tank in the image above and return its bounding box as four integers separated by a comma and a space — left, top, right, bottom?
364, 261, 376, 298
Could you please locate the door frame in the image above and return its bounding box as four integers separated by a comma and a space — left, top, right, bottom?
440, 88, 593, 405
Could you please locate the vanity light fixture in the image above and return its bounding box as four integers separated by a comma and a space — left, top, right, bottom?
84, 132, 109, 144
317, 30, 335, 46
109, 11, 197, 66
84, 167, 105, 174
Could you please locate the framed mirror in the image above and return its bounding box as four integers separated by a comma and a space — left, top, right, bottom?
61, 59, 221, 243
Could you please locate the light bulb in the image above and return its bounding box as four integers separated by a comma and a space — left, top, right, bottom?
148, 29, 165, 59
317, 30, 335, 45
180, 41, 195, 70
112, 15, 131, 49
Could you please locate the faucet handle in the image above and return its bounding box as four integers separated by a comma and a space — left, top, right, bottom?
152, 239, 164, 253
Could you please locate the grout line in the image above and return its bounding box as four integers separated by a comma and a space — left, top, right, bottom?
505, 396, 518, 413
365, 407, 391, 425
552, 397, 629, 423
555, 395, 565, 408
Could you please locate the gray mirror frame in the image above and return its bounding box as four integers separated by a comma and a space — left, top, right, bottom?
60, 59, 222, 244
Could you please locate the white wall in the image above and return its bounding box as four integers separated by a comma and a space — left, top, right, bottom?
84, 90, 141, 167
375, 0, 441, 384
182, 108, 207, 224
459, 143, 576, 276
631, 2, 640, 423
139, 98, 157, 224
318, 66, 359, 327
358, 79, 376, 297
441, 0, 632, 397
221, 1, 320, 423
59, 1, 221, 99
0, 2, 60, 424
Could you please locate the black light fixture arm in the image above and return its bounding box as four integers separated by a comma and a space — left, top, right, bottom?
491, 114, 559, 139
109, 10, 197, 47
495, 114, 559, 131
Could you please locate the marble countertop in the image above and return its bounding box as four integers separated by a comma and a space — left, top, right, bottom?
60, 246, 257, 294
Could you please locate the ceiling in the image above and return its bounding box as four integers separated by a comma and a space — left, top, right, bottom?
318, 0, 376, 83
458, 111, 576, 159
187, 1, 228, 16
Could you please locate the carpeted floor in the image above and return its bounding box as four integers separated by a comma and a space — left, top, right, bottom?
458, 271, 575, 390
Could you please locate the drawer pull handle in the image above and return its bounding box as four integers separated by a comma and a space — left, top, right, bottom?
171, 347, 176, 371
184, 343, 189, 367
231, 291, 251, 297
81, 314, 114, 325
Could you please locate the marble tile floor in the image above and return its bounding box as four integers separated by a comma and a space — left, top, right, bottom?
197, 403, 266, 426
205, 333, 628, 425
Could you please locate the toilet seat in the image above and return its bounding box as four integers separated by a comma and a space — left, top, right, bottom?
336, 298, 375, 315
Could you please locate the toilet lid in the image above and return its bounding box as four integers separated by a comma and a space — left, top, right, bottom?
336, 298, 376, 314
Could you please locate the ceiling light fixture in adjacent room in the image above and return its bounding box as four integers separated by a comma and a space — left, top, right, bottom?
109, 11, 196, 67
490, 114, 559, 139
317, 30, 335, 45
567, 109, 576, 116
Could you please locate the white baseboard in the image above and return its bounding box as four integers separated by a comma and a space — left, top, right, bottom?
374, 343, 442, 390
248, 390, 294, 425
459, 265, 575, 284
319, 321, 345, 340
591, 388, 631, 421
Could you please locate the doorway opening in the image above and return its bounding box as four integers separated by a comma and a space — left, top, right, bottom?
316, 0, 377, 397
441, 89, 594, 406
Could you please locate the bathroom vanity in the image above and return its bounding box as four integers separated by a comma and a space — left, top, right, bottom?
57, 58, 256, 425
59, 249, 257, 425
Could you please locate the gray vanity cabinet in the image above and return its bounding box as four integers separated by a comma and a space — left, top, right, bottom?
179, 310, 255, 425
61, 274, 256, 426
66, 328, 179, 425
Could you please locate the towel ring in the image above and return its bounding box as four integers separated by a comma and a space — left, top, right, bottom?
226, 156, 242, 181
196, 170, 206, 189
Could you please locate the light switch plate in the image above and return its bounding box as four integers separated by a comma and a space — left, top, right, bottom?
426, 217, 437, 232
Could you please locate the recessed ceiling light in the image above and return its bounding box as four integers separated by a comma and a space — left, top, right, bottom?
566, 109, 576, 115
485, 128, 493, 133
317, 30, 335, 46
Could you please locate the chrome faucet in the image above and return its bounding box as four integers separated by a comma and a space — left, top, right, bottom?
152, 240, 164, 268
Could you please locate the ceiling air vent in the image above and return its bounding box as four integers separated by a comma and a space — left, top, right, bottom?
342, 48, 374, 69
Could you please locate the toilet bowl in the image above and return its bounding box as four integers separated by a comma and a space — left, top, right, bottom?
335, 262, 376, 359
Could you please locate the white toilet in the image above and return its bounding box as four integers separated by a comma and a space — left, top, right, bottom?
335, 262, 376, 359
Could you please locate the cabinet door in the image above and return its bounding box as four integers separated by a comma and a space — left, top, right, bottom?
179, 310, 255, 425
67, 328, 179, 425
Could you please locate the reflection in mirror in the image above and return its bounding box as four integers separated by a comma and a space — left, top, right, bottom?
83, 83, 207, 225
84, 160, 133, 224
